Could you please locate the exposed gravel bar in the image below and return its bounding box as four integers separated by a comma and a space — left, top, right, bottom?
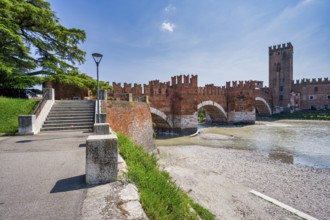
158, 145, 330, 220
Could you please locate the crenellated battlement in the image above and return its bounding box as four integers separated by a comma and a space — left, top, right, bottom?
144, 80, 171, 96
269, 42, 293, 53
198, 84, 226, 96
293, 77, 329, 85
171, 74, 198, 86
112, 82, 143, 95
225, 80, 256, 89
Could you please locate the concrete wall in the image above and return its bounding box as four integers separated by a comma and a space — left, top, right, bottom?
106, 101, 155, 153
18, 88, 55, 135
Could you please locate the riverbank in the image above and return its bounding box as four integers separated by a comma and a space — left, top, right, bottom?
158, 144, 330, 220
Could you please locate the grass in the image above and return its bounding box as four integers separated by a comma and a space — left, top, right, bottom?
271, 111, 330, 120
0, 97, 39, 135
118, 134, 215, 220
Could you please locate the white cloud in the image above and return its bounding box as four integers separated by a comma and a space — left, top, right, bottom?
161, 21, 175, 32
164, 4, 176, 13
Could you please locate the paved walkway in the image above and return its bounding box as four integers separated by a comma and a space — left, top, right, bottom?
0, 131, 90, 220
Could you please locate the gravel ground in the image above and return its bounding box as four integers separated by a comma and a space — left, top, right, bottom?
158, 145, 330, 220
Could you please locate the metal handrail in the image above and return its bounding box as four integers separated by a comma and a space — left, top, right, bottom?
33, 89, 50, 118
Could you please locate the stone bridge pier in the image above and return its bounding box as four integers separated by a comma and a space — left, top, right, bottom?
146, 75, 199, 135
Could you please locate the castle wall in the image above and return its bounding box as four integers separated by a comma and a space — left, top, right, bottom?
292, 78, 330, 110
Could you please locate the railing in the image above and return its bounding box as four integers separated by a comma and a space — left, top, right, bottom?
33, 89, 50, 118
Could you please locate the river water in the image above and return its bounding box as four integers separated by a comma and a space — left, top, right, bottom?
156, 120, 330, 168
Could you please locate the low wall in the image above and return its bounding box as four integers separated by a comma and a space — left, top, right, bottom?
106, 101, 155, 153
18, 88, 55, 135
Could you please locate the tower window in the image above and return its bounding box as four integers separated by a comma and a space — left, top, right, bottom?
314, 87, 318, 92
280, 86, 283, 91
310, 95, 314, 100
279, 95, 283, 100
328, 95, 330, 100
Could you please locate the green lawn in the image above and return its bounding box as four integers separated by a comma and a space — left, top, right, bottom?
0, 97, 39, 135
118, 134, 215, 220
271, 111, 330, 120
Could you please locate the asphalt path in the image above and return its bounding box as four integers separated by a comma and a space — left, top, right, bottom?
0, 131, 91, 220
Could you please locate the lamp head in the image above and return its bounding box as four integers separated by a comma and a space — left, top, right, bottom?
92, 53, 103, 64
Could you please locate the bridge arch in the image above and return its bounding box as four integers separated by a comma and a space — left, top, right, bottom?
255, 97, 272, 116
149, 107, 173, 131
197, 100, 227, 124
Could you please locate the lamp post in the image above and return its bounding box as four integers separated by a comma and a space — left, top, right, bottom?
92, 53, 103, 123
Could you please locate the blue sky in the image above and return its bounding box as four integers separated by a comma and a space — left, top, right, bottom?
48, 0, 330, 87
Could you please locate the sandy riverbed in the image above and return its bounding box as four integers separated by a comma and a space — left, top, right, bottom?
158, 144, 330, 220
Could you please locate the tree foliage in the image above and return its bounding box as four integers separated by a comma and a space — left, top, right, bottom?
0, 0, 86, 89
46, 70, 112, 95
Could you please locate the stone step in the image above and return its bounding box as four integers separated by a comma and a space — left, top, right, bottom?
47, 112, 94, 116
45, 117, 94, 121
54, 101, 95, 106
42, 122, 94, 127
55, 100, 95, 103
51, 108, 94, 113
54, 101, 95, 105
52, 106, 94, 109
44, 119, 94, 124
40, 100, 95, 132
40, 126, 93, 131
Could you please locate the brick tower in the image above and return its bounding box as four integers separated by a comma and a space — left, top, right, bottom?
269, 42, 293, 108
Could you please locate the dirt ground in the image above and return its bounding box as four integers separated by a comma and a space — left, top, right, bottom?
158, 143, 330, 220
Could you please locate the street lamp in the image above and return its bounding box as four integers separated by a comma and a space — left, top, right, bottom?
92, 53, 103, 123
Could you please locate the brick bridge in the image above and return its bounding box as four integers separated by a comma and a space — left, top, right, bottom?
112, 75, 272, 135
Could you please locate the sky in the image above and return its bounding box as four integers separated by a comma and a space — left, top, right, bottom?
48, 0, 330, 87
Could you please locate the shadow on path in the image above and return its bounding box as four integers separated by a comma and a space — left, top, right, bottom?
50, 175, 88, 193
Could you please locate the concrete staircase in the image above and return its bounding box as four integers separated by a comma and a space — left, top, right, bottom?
41, 100, 95, 132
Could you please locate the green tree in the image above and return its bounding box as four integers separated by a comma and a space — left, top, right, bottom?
46, 70, 112, 96
0, 0, 86, 89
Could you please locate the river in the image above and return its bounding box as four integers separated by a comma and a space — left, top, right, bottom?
156, 120, 330, 168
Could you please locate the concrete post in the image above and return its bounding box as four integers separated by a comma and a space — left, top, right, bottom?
93, 123, 110, 135
99, 89, 107, 100
86, 134, 118, 185
43, 88, 54, 100
18, 115, 36, 135
128, 93, 133, 102
95, 113, 107, 123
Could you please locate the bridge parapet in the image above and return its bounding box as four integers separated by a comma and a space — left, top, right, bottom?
198, 84, 226, 95
112, 82, 143, 100
144, 81, 171, 97
226, 80, 256, 89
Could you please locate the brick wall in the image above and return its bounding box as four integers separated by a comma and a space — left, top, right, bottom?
292, 78, 330, 110
106, 101, 155, 152
43, 82, 91, 100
